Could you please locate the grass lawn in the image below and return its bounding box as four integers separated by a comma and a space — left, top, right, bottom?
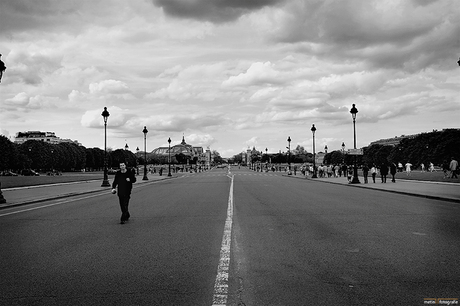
0, 171, 111, 188
361, 169, 459, 184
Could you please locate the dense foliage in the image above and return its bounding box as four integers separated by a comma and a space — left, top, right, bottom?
0, 137, 138, 172
0, 136, 215, 172
324, 129, 460, 167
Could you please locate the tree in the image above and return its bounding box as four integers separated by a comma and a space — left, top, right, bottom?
232, 153, 243, 164
0, 135, 18, 171
213, 150, 223, 164
324, 150, 345, 165
110, 149, 137, 168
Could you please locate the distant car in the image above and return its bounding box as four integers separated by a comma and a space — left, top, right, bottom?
21, 169, 40, 176
2, 170, 18, 176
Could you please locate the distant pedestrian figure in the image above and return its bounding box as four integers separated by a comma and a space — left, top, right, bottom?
450, 157, 458, 179
341, 164, 347, 179
442, 160, 450, 178
390, 163, 397, 183
405, 162, 413, 176
0, 54, 6, 83
398, 162, 403, 172
371, 165, 377, 183
429, 162, 435, 172
380, 162, 388, 183
347, 166, 353, 182
362, 164, 369, 184
421, 163, 425, 172
112, 162, 137, 224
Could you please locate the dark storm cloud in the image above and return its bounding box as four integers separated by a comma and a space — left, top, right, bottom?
152, 0, 286, 23
0, 0, 124, 36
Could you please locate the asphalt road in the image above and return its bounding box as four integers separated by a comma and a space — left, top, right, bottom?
1, 167, 459, 305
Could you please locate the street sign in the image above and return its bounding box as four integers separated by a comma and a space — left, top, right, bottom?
348, 149, 363, 155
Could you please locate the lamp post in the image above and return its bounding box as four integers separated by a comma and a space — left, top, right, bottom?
265, 148, 268, 172
101, 107, 111, 187
350, 104, 360, 184
136, 147, 139, 175
142, 126, 148, 181
168, 137, 172, 177
311, 124, 317, 178
287, 136, 291, 175
125, 143, 129, 150
341, 142, 346, 163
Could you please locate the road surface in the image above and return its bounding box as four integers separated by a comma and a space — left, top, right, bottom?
1, 167, 459, 305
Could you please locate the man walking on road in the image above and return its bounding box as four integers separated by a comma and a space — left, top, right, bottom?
112, 162, 137, 224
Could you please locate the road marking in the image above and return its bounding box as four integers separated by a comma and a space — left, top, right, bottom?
212, 174, 234, 306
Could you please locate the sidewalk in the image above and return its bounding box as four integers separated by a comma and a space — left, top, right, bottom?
289, 174, 460, 203
0, 175, 173, 209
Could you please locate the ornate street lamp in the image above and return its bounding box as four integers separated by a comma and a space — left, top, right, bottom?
142, 126, 148, 181
324, 145, 328, 154
350, 104, 361, 184
101, 107, 111, 187
287, 136, 292, 175
136, 147, 139, 175
341, 142, 346, 163
168, 137, 172, 177
311, 124, 317, 178
125, 143, 129, 150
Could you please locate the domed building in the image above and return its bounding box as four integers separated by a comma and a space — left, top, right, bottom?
151, 136, 210, 166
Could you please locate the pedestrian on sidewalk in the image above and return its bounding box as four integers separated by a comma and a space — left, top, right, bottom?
442, 160, 450, 178
390, 162, 397, 183
371, 165, 377, 183
112, 162, 137, 224
450, 157, 458, 179
405, 162, 413, 176
362, 164, 369, 184
380, 162, 388, 183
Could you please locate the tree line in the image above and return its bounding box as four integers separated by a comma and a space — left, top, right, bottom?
0, 136, 216, 172
323, 129, 460, 168
229, 129, 459, 168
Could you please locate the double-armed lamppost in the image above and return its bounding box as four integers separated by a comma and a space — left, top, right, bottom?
287, 136, 292, 175
311, 124, 317, 178
101, 107, 111, 187
350, 104, 361, 184
142, 126, 149, 181
168, 137, 172, 177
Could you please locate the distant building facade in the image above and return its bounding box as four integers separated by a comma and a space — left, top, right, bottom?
14, 131, 81, 146
151, 136, 209, 165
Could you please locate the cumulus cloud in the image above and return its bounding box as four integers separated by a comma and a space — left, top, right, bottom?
81, 106, 134, 128
186, 133, 216, 147
245, 136, 259, 147
222, 62, 281, 87
89, 80, 130, 95
267, 0, 459, 70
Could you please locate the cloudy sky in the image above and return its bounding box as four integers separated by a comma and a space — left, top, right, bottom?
0, 0, 459, 157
